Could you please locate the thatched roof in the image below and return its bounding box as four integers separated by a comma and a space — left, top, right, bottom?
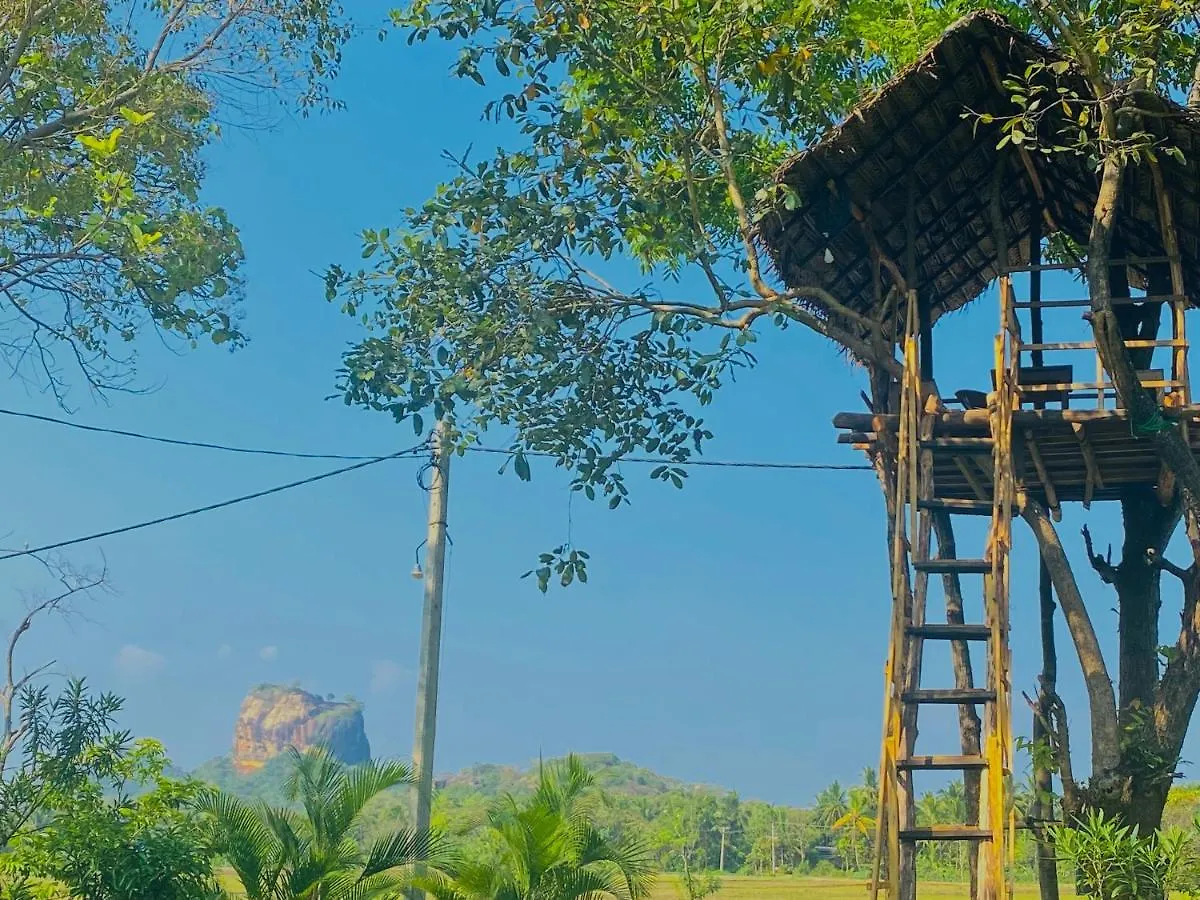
756, 11, 1200, 335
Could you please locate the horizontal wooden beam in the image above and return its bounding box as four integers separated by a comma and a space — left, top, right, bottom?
1006, 256, 1169, 272
1021, 339, 1184, 352
832, 406, 1200, 431
1015, 294, 1185, 310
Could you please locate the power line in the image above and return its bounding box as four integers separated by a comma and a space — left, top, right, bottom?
0, 406, 872, 471
0, 407, 384, 461
0, 446, 426, 562
465, 445, 872, 471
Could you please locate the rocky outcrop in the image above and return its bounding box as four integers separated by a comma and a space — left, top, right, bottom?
232, 684, 370, 774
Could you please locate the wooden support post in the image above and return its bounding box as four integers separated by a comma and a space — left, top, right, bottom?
1070, 422, 1104, 508
1029, 205, 1044, 372
956, 457, 990, 500
1149, 158, 1191, 408
909, 176, 933, 382
1024, 434, 1059, 519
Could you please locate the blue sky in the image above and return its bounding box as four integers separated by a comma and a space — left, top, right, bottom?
0, 3, 1192, 807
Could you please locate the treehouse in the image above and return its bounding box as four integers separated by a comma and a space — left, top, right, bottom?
756, 11, 1200, 900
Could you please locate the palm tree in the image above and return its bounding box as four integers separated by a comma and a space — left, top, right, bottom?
812, 782, 848, 839
202, 746, 446, 899
422, 754, 654, 900
832, 787, 876, 872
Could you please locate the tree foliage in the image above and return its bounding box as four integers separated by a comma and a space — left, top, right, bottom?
0, 738, 218, 900
421, 754, 655, 900
1, 0, 350, 397
0, 678, 129, 851
202, 745, 448, 899
329, 0, 1001, 583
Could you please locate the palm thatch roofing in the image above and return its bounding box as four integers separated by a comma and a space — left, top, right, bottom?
756, 11, 1200, 337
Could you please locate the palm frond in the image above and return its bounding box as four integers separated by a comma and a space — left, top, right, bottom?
285, 745, 346, 849
262, 804, 311, 870
197, 791, 282, 899
358, 828, 449, 880
327, 757, 415, 841
548, 864, 644, 900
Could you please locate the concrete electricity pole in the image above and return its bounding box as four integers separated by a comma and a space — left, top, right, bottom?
410, 420, 451, 887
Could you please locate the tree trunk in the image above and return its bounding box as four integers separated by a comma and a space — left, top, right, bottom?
1115, 489, 1179, 726
1020, 498, 1121, 774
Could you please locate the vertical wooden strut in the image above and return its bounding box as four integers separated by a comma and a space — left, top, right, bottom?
872, 296, 920, 900
870, 284, 1015, 900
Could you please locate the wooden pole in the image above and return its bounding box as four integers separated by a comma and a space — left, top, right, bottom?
1033, 559, 1060, 900
1030, 207, 1044, 371
908, 176, 933, 381
410, 419, 451, 896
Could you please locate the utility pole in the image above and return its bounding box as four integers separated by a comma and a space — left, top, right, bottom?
770, 819, 777, 874
718, 827, 726, 873
410, 420, 451, 895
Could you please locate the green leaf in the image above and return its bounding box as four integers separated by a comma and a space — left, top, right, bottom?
118, 106, 155, 125
514, 451, 531, 481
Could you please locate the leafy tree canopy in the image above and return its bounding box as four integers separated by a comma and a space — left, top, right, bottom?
328, 0, 1022, 585
0, 737, 218, 900
2, 0, 350, 398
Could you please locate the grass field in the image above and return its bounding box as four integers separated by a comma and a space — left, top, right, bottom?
219, 868, 1071, 898
647, 875, 1074, 899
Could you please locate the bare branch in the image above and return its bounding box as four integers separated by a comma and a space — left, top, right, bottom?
1146, 547, 1191, 583
144, 0, 191, 74
1082, 524, 1119, 584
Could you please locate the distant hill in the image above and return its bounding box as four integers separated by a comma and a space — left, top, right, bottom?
438, 752, 692, 799
193, 752, 297, 805
193, 750, 716, 808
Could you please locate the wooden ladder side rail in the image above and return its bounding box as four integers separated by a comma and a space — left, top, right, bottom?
983, 273, 1019, 898
871, 298, 921, 899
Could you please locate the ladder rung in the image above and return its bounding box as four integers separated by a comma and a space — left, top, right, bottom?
913, 559, 991, 574
902, 688, 997, 705
898, 755, 989, 771
917, 498, 994, 516
906, 623, 991, 641
900, 826, 993, 842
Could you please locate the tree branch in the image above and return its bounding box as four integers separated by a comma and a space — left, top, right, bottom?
1082, 524, 1119, 584
692, 64, 772, 301
0, 0, 46, 101
1146, 547, 1191, 583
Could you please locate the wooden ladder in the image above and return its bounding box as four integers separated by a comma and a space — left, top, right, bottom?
870, 286, 1017, 900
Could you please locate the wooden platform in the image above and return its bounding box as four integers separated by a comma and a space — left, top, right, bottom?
834, 406, 1200, 504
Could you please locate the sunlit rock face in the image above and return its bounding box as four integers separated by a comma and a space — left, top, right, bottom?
232, 684, 370, 774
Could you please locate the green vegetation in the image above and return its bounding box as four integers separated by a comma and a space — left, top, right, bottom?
420, 755, 655, 900
202, 747, 445, 900
327, 0, 1200, 864
1, 738, 218, 900
0, 0, 349, 398
195, 751, 1082, 884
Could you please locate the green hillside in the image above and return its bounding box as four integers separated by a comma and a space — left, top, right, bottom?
193, 750, 696, 808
